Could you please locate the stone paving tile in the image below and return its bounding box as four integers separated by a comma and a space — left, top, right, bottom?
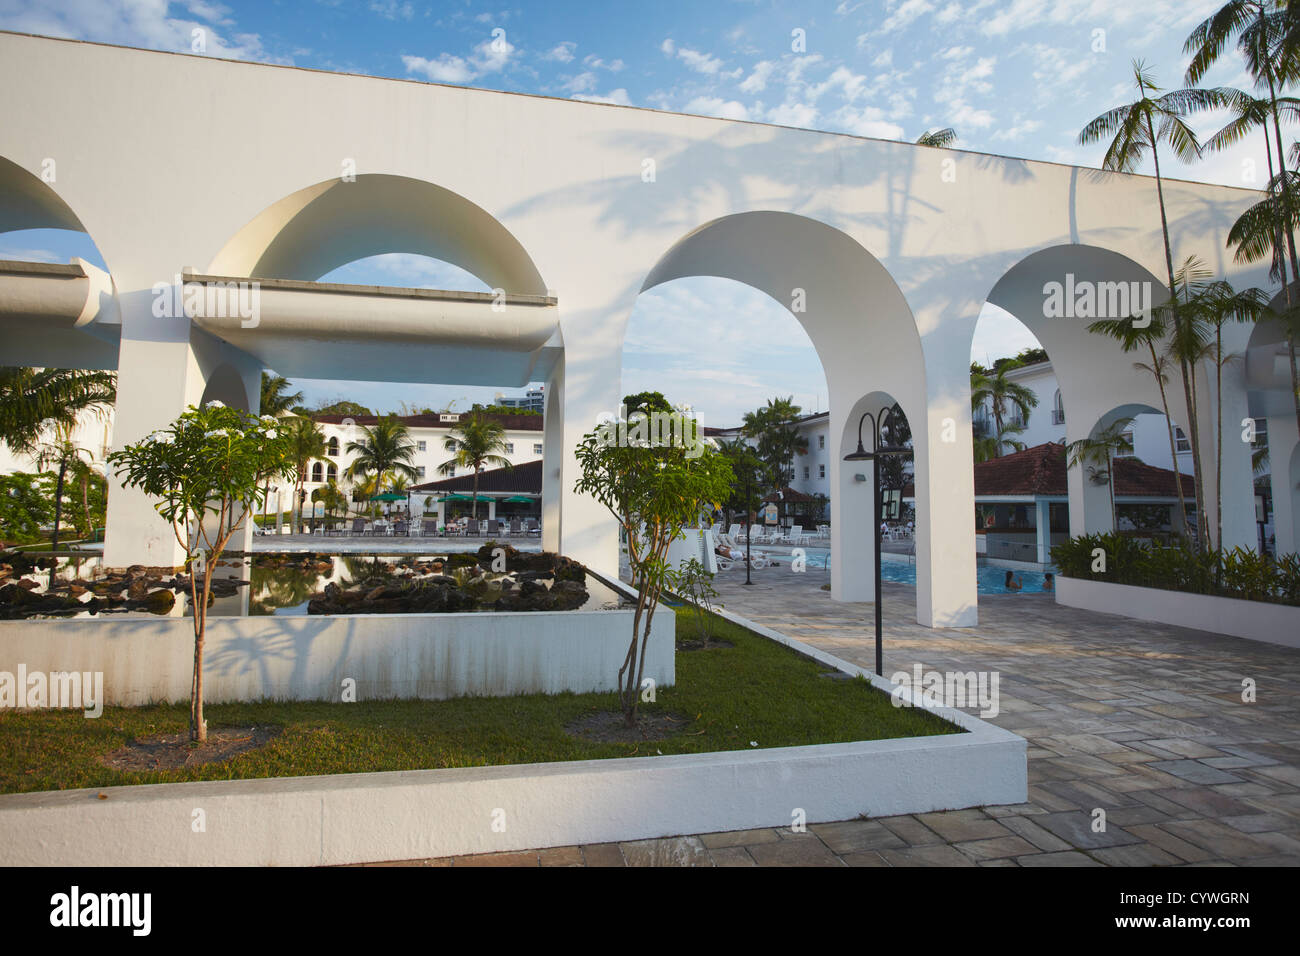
1027, 811, 1142, 849
1147, 759, 1244, 785
1125, 825, 1218, 863
747, 835, 844, 867
1015, 851, 1104, 867
877, 815, 946, 846
539, 846, 584, 867
581, 843, 626, 867
707, 846, 757, 867
954, 835, 1040, 861
620, 836, 711, 867
697, 827, 781, 849
453, 850, 539, 867
1089, 843, 1183, 866
809, 820, 907, 854
879, 845, 979, 867
998, 815, 1074, 852
913, 809, 1011, 843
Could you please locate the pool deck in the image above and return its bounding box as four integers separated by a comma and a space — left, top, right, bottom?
373, 564, 1300, 867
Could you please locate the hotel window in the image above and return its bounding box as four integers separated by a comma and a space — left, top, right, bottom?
1052, 390, 1065, 425
327, 463, 337, 482
1173, 426, 1191, 453
311, 462, 323, 482
417, 466, 426, 479
505, 442, 514, 454
1252, 418, 1267, 446
534, 443, 543, 455
818, 464, 825, 479
416, 440, 426, 452
326, 437, 339, 456
803, 466, 810, 480
1115, 428, 1136, 458
818, 435, 825, 450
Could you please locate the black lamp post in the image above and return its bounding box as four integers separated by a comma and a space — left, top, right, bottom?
843, 407, 910, 676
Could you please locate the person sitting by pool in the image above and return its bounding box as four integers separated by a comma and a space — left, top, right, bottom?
1004, 570, 1023, 592
715, 543, 743, 560
1042, 572, 1054, 593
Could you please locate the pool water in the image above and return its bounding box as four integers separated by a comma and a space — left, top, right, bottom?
768, 550, 1054, 594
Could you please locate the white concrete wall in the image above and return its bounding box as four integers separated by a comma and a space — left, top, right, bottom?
1056, 576, 1300, 649
0, 607, 675, 705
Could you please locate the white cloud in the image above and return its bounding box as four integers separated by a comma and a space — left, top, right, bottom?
543, 41, 576, 63
402, 53, 474, 84
739, 60, 775, 93
562, 71, 597, 93
572, 88, 633, 106
0, 0, 288, 63
472, 35, 514, 73
369, 1, 413, 20
583, 53, 624, 72
990, 117, 1042, 140
660, 38, 675, 55
878, 0, 936, 34
767, 101, 819, 128
684, 96, 751, 121
675, 46, 724, 75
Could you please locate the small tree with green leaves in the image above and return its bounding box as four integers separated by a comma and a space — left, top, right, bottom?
575, 403, 733, 727
108, 402, 295, 742
1066, 419, 1136, 534
676, 557, 721, 645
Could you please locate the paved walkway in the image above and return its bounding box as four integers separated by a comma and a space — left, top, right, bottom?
371, 567, 1300, 867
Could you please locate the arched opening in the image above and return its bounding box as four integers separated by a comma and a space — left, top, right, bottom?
630, 211, 947, 624
201, 174, 556, 542
1245, 310, 1300, 555
982, 243, 1219, 550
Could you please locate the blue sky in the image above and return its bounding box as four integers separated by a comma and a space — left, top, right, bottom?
0, 0, 1271, 426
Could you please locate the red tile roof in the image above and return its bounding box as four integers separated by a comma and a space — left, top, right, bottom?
313, 412, 542, 431
410, 458, 542, 494
972, 442, 1194, 498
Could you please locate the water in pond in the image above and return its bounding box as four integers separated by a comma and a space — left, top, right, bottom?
765, 549, 1054, 594
2, 553, 630, 618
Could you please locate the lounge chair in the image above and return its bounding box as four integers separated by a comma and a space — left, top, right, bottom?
486, 519, 500, 536
393, 519, 408, 537
349, 518, 366, 536
526, 519, 541, 537
509, 519, 522, 537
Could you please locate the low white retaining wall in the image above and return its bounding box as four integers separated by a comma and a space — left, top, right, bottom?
0, 604, 674, 705
0, 607, 1026, 866
1056, 576, 1300, 649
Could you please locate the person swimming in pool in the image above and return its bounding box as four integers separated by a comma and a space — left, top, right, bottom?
1004, 570, 1023, 592
1043, 572, 1054, 593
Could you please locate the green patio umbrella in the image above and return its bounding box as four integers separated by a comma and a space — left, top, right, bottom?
501, 496, 534, 504
437, 493, 474, 502
369, 492, 407, 502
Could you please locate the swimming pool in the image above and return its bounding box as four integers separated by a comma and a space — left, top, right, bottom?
764, 549, 1054, 594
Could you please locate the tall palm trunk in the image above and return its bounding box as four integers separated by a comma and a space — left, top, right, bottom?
1150, 341, 1191, 535
1148, 117, 1209, 549
1262, 15, 1300, 436
51, 462, 66, 550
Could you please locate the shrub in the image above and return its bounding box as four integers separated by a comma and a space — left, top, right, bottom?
1051, 532, 1300, 607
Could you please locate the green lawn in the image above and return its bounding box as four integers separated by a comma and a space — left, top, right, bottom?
0, 608, 960, 795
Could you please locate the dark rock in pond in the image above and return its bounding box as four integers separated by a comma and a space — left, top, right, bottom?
126, 578, 149, 600
138, 589, 176, 614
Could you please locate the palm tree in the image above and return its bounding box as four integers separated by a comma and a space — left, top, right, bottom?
740, 397, 808, 491
970, 360, 1038, 457
1080, 62, 1235, 550
345, 416, 420, 493
438, 413, 512, 520
34, 423, 97, 550
0, 367, 116, 456
286, 416, 327, 532
1067, 419, 1136, 533
259, 372, 303, 418
1086, 311, 1193, 538
915, 127, 957, 147
1160, 259, 1268, 550
973, 421, 1028, 463
1188, 2, 1300, 436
